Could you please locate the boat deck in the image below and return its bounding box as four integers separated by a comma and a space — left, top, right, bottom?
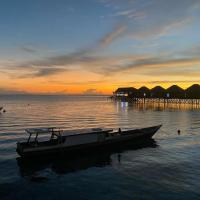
62, 128, 113, 137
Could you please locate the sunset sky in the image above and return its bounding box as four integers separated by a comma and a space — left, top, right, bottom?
0, 0, 200, 95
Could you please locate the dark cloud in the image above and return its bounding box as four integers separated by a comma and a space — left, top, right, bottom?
140, 68, 200, 77
77, 54, 200, 76
127, 80, 200, 85
18, 67, 67, 78
20, 46, 37, 53
49, 80, 105, 86
99, 24, 126, 46
102, 57, 200, 75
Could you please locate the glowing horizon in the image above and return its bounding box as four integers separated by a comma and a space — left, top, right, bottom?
0, 0, 200, 95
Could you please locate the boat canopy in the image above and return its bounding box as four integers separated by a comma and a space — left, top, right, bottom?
24, 127, 113, 144
25, 127, 63, 143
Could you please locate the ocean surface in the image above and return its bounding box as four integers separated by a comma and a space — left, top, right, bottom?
0, 95, 200, 200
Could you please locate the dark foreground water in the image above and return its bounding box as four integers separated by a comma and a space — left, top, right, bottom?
0, 95, 200, 200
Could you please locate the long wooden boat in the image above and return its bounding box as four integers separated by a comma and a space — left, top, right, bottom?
16, 125, 161, 158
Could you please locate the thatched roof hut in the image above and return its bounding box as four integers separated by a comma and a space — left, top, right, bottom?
138, 86, 151, 98
166, 85, 185, 98
150, 86, 166, 98
185, 84, 200, 99
114, 87, 138, 97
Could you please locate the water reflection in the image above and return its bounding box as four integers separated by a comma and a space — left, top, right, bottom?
115, 101, 200, 111
17, 139, 157, 180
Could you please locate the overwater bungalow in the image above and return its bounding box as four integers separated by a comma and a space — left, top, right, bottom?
138, 86, 151, 98
185, 84, 200, 99
166, 85, 185, 99
150, 86, 166, 98
114, 87, 138, 97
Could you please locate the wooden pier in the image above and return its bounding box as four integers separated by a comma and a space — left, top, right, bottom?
111, 96, 200, 105
132, 97, 199, 104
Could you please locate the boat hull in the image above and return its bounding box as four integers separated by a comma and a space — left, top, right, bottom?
17, 125, 161, 158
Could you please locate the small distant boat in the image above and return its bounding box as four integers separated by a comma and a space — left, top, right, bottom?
16, 125, 162, 158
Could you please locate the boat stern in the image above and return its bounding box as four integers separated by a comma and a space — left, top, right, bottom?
16, 142, 24, 156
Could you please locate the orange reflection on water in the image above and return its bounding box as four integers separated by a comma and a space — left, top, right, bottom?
116, 101, 200, 111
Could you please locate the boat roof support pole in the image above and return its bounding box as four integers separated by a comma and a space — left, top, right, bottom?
27, 133, 32, 143
51, 129, 54, 139
35, 132, 38, 143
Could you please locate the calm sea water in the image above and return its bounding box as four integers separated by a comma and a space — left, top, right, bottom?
0, 95, 200, 200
